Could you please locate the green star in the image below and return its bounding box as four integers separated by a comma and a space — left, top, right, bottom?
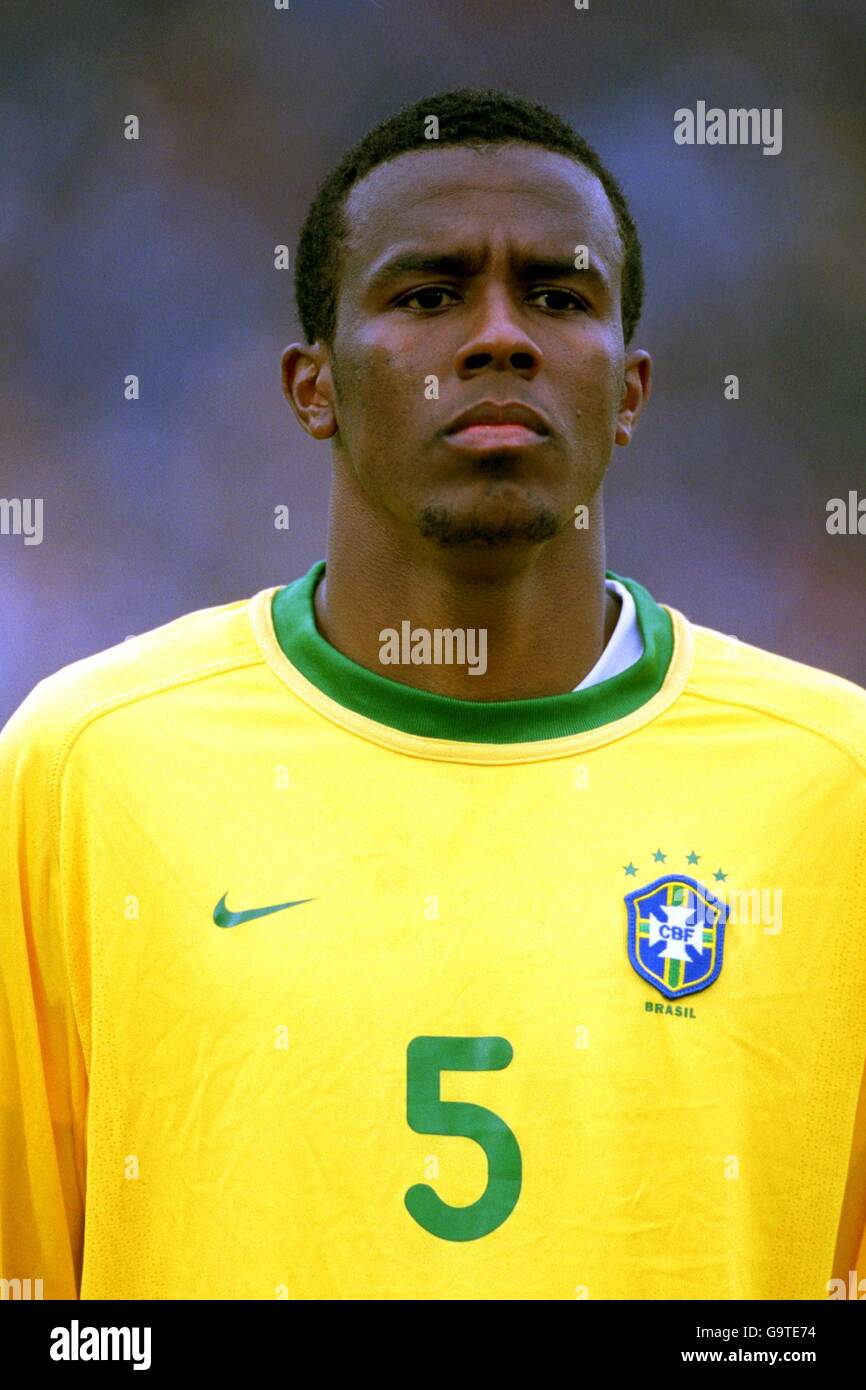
686, 850, 700, 864
623, 862, 638, 877
714, 868, 727, 881
652, 849, 667, 862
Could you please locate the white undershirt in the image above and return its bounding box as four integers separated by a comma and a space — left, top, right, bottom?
572, 578, 644, 692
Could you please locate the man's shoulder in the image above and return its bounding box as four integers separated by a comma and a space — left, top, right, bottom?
0, 591, 265, 770
682, 615, 866, 774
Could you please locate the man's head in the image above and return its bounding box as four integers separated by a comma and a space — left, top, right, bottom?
283, 87, 651, 556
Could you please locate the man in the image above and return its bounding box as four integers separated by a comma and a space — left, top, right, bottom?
2, 87, 865, 1301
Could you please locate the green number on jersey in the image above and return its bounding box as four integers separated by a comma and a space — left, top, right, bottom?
405, 1035, 522, 1241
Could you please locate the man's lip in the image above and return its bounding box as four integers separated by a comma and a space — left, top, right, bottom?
444, 400, 550, 435
445, 423, 548, 451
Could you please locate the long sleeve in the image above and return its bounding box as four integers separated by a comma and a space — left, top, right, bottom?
0, 687, 87, 1299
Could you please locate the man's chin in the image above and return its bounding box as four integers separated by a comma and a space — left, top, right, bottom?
417, 503, 561, 548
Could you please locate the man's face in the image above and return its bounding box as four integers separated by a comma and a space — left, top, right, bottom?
291, 142, 649, 548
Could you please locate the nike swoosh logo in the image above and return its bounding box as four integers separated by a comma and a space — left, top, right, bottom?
213, 892, 314, 928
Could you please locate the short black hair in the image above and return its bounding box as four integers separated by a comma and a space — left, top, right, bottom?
293, 86, 645, 352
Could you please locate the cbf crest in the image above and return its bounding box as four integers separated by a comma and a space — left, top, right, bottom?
625, 874, 729, 1000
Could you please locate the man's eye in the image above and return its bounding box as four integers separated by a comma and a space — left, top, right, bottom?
397, 286, 587, 313
530, 288, 587, 311
398, 287, 459, 311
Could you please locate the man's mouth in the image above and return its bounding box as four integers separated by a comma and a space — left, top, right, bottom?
445, 422, 548, 450
444, 399, 551, 437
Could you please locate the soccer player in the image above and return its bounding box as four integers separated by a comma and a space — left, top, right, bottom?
2, 87, 865, 1301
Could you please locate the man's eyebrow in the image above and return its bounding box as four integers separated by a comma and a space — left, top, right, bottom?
520, 256, 610, 292
365, 249, 611, 294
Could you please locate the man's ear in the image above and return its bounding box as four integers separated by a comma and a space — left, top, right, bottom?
615, 350, 652, 446
281, 342, 338, 440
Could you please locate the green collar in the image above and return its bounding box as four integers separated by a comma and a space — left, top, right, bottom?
271, 560, 672, 743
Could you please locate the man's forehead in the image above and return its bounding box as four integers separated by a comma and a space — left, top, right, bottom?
343, 144, 622, 266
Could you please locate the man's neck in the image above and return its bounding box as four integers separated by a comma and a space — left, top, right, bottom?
313, 510, 615, 703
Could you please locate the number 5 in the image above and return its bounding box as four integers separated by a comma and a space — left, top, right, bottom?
405, 1035, 522, 1242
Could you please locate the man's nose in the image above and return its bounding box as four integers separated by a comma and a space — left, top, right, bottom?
453, 286, 543, 376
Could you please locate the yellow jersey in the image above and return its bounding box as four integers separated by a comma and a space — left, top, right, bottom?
1, 560, 865, 1299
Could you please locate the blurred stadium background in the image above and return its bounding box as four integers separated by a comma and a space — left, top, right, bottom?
1, 0, 864, 721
